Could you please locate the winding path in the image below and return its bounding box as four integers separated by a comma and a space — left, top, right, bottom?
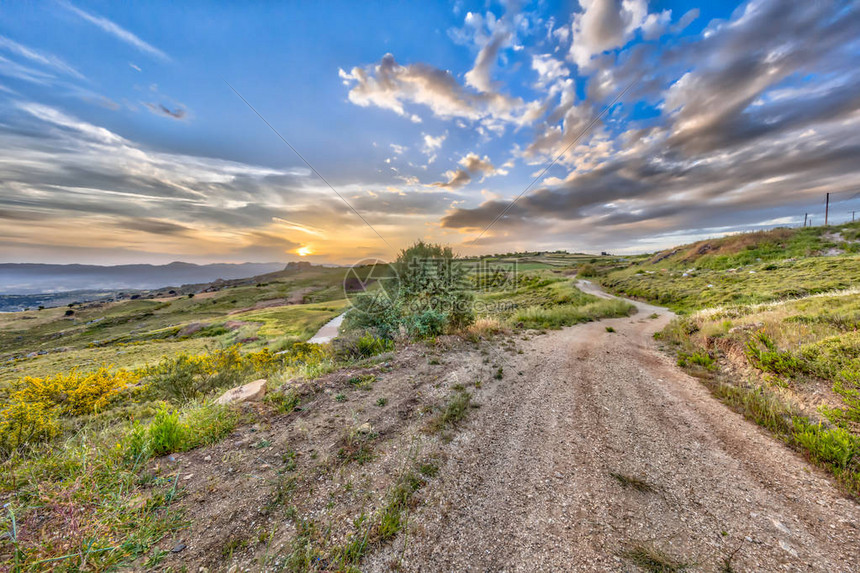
367, 282, 860, 572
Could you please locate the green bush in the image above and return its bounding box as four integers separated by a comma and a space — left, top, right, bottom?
678, 351, 716, 370
578, 263, 597, 277
343, 294, 402, 340
334, 331, 395, 360
148, 406, 184, 456
745, 331, 801, 377
404, 309, 447, 338
793, 418, 859, 472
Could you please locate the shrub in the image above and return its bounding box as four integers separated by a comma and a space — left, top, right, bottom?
404, 308, 447, 338
793, 418, 859, 472
148, 406, 184, 456
143, 346, 287, 403
343, 294, 402, 340
333, 331, 395, 360
10, 367, 137, 416
578, 263, 597, 277
0, 367, 138, 457
677, 351, 716, 370
395, 240, 475, 332
0, 400, 60, 457
745, 331, 801, 377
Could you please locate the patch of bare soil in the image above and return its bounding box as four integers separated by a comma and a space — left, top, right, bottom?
142, 335, 504, 572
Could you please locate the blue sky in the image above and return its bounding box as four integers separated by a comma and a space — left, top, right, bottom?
1, 0, 858, 264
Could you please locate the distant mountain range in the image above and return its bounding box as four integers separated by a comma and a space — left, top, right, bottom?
0, 262, 287, 295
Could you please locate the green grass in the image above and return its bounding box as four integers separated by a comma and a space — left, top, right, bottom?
664, 290, 860, 425
0, 267, 351, 382
232, 301, 346, 339
620, 543, 689, 572
428, 387, 472, 433
599, 223, 860, 313
605, 224, 860, 498
513, 298, 634, 329
664, 308, 860, 497
0, 400, 240, 570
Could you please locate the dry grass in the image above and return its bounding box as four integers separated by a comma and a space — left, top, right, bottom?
609, 472, 655, 492
464, 317, 510, 337
620, 543, 689, 572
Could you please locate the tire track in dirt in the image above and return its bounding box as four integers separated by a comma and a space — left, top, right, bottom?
366, 285, 860, 572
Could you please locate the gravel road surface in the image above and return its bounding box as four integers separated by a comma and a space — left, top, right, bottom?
367, 283, 860, 572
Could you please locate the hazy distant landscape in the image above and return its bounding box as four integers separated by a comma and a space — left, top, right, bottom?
0, 262, 287, 295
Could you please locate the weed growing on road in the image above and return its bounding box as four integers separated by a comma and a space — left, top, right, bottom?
610, 472, 655, 493
428, 388, 472, 433
620, 543, 689, 572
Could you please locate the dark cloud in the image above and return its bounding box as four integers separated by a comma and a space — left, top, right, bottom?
117, 217, 192, 236
432, 169, 472, 189
145, 102, 187, 120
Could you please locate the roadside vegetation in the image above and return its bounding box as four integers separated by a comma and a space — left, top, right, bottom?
599, 222, 860, 313
659, 288, 860, 495
618, 223, 860, 497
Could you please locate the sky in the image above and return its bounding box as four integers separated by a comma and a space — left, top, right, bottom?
0, 0, 859, 265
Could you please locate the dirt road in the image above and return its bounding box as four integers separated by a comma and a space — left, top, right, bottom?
367, 283, 860, 572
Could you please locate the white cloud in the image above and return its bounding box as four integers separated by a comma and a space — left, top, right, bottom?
0, 35, 84, 79
531, 54, 569, 88
61, 1, 170, 61
339, 53, 534, 130
568, 0, 666, 68
421, 132, 447, 164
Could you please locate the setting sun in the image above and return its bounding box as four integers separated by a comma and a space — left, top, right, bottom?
297, 246, 313, 257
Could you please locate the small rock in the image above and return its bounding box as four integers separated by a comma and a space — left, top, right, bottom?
204, 455, 212, 462
215, 379, 267, 405
772, 518, 791, 535
778, 539, 798, 557
171, 541, 187, 553
356, 423, 373, 434
184, 473, 194, 480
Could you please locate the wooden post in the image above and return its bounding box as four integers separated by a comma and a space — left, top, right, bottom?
803, 213, 808, 227
825, 193, 830, 226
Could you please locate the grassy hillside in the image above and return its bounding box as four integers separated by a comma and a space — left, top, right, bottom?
606, 224, 860, 496
600, 222, 860, 313
660, 289, 860, 494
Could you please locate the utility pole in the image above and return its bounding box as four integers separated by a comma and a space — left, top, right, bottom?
825, 192, 830, 226
803, 213, 808, 227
